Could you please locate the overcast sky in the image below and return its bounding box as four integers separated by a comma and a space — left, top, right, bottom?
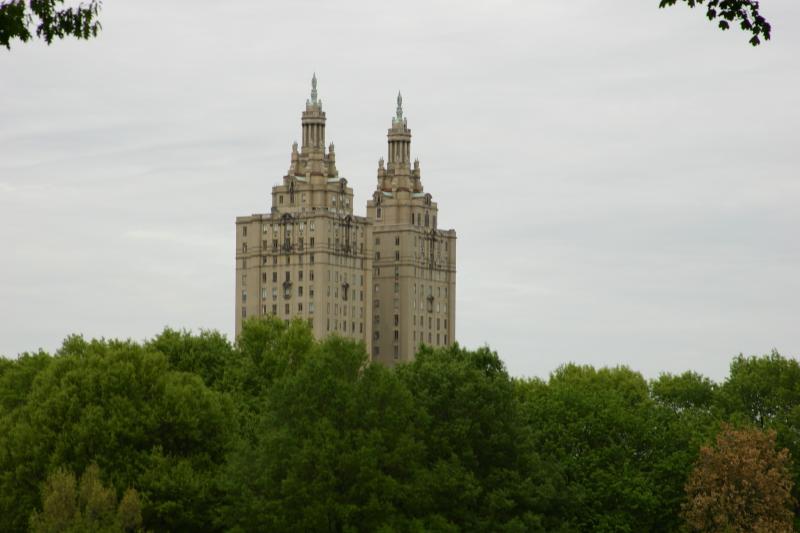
1, 0, 798, 381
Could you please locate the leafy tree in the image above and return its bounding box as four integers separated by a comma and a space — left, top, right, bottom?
659, 0, 771, 45
398, 344, 560, 531
682, 424, 795, 532
222, 332, 425, 531
651, 371, 717, 412
0, 335, 233, 532
715, 351, 800, 515
0, 0, 101, 49
519, 364, 707, 531
29, 463, 142, 533
0, 350, 51, 412
146, 327, 235, 389
716, 351, 800, 429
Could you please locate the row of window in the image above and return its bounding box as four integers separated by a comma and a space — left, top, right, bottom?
277, 193, 352, 210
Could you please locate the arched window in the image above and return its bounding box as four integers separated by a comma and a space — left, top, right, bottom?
377, 207, 382, 219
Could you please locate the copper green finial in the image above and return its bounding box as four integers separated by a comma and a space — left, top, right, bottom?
310, 73, 318, 104
395, 91, 403, 122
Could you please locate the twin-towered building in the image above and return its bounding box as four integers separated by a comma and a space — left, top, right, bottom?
235, 76, 456, 364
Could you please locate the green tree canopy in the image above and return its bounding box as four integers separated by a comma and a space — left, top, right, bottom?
0, 334, 233, 532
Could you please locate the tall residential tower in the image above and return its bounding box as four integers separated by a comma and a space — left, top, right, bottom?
235, 77, 456, 365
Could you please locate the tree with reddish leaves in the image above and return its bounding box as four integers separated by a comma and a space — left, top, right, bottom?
682, 424, 795, 533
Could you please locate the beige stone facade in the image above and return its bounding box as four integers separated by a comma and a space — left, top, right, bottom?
235, 76, 456, 365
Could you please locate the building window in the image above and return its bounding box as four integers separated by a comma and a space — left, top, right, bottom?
261, 272, 267, 283
373, 346, 379, 356
395, 251, 400, 261
394, 330, 399, 341
310, 254, 315, 264
279, 195, 284, 204
298, 286, 303, 297
310, 237, 315, 246
393, 346, 399, 359
310, 270, 315, 281
394, 314, 399, 326
298, 303, 303, 312
242, 226, 247, 237
272, 304, 277, 314
310, 287, 315, 298
285, 303, 290, 314
285, 271, 290, 282
377, 207, 381, 218
309, 302, 315, 313
241, 290, 247, 303
273, 272, 278, 282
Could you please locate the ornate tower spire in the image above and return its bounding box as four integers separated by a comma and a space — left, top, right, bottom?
387, 91, 411, 172
393, 91, 404, 124
301, 73, 326, 154
308, 72, 318, 106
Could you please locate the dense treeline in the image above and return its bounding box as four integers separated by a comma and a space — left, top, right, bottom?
0, 318, 796, 531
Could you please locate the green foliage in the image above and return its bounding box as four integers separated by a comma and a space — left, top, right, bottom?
222, 333, 424, 531
398, 345, 559, 531
2, 321, 799, 530
651, 371, 717, 412
0, 0, 102, 49
658, 0, 771, 45
29, 463, 142, 533
146, 327, 234, 389
519, 364, 709, 532
0, 334, 233, 532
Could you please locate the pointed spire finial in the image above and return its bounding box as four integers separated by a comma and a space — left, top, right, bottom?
394, 91, 403, 123
309, 73, 318, 105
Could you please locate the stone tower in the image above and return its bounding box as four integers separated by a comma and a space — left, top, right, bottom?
365, 93, 457, 365
235, 79, 456, 365
235, 75, 373, 348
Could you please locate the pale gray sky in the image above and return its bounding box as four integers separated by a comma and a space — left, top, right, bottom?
1, 0, 798, 380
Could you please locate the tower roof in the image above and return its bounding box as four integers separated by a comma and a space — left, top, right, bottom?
306, 72, 321, 108
392, 91, 406, 127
